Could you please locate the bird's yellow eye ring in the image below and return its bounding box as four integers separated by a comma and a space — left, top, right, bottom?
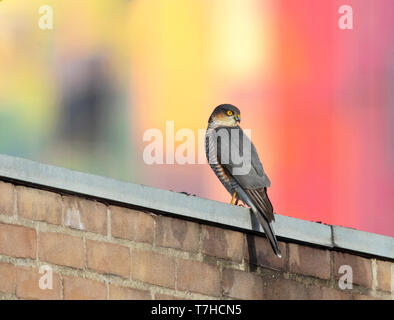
227, 110, 233, 116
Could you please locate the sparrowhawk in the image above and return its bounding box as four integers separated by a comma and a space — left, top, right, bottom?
205, 104, 281, 257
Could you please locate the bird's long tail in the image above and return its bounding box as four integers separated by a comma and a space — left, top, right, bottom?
252, 209, 282, 258
236, 188, 282, 258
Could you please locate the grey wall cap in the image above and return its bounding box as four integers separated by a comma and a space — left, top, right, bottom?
333, 226, 394, 259
0, 154, 393, 260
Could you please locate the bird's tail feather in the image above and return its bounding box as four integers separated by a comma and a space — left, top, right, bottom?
236, 188, 282, 258
253, 210, 282, 258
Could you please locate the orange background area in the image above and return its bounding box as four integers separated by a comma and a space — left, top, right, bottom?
0, 1, 393, 236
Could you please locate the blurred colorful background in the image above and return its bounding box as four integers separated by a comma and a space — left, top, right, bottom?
0, 0, 393, 236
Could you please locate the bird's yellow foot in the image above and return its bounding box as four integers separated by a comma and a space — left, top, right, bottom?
230, 192, 237, 205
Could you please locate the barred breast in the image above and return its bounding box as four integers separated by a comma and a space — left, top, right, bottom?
205, 126, 239, 196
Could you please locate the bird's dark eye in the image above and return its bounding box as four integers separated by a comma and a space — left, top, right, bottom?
227, 110, 233, 116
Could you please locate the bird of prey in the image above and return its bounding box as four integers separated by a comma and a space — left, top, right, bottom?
205, 104, 281, 257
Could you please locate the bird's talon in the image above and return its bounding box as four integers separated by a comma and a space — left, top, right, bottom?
230, 192, 237, 205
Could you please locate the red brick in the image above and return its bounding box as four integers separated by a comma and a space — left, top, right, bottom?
17, 186, 62, 225
0, 181, 14, 216
109, 285, 151, 300
0, 223, 36, 259
177, 259, 220, 296
38, 232, 84, 269
63, 276, 106, 300
0, 263, 15, 293
132, 250, 175, 288
86, 240, 130, 278
289, 244, 330, 279
111, 206, 154, 244
201, 225, 244, 262
63, 196, 107, 235
156, 215, 199, 252
376, 260, 393, 292
223, 269, 264, 300
16, 266, 61, 300
264, 275, 309, 300
334, 252, 373, 289
245, 235, 286, 270
308, 285, 352, 300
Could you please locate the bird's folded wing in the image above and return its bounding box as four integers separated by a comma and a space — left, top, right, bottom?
214, 126, 271, 189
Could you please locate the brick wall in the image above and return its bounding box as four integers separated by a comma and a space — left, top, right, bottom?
0, 180, 392, 300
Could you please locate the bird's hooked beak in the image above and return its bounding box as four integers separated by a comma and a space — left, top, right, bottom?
235, 114, 241, 123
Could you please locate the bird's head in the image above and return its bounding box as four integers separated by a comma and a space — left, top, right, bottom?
208, 104, 241, 128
